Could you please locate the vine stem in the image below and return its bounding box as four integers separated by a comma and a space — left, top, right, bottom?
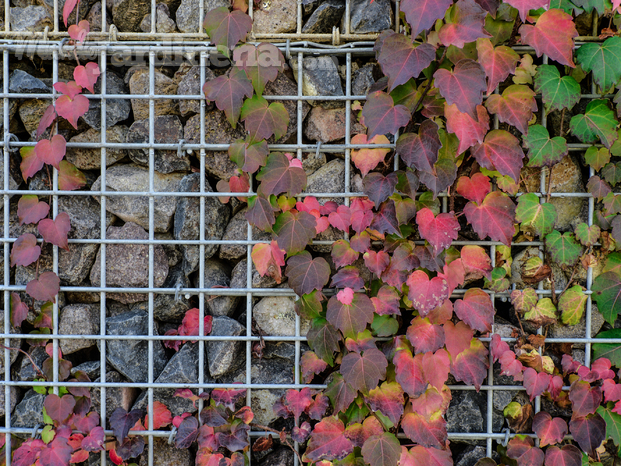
0, 344, 45, 379
250, 423, 304, 464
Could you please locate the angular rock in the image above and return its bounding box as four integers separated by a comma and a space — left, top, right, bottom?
66, 126, 128, 170
112, 0, 150, 32
82, 71, 131, 130
264, 73, 312, 142
304, 106, 364, 142
127, 115, 191, 173
92, 371, 140, 428
304, 159, 345, 204
102, 309, 168, 382
12, 389, 45, 429
133, 263, 191, 322
206, 316, 245, 378
231, 258, 281, 289
59, 304, 100, 355
219, 207, 272, 260
292, 55, 344, 108
91, 164, 185, 232
71, 360, 102, 380
302, 150, 327, 175
0, 386, 18, 418
257, 448, 294, 466
302, 0, 345, 33
19, 99, 72, 135
455, 446, 489, 466
176, 0, 228, 33
252, 0, 297, 34
128, 68, 178, 120
10, 6, 52, 32
87, 1, 109, 31
138, 437, 193, 466
140, 3, 177, 33
352, 63, 378, 96
17, 346, 48, 381
0, 309, 21, 376
176, 64, 215, 117
446, 390, 485, 433
253, 297, 310, 336
548, 305, 605, 339
194, 260, 238, 317
174, 173, 230, 275
342, 0, 392, 33
9, 69, 50, 94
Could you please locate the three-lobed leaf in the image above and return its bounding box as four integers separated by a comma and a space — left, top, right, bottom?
570, 99, 618, 148
476, 38, 520, 94
524, 124, 568, 167
377, 33, 436, 91
286, 251, 330, 297
240, 95, 289, 141
519, 8, 578, 67
515, 193, 557, 237
203, 67, 253, 128
576, 36, 621, 91
485, 84, 537, 134
534, 64, 581, 112
362, 91, 410, 139
463, 191, 516, 245
203, 7, 252, 53
471, 129, 525, 182
545, 230, 582, 266
434, 59, 487, 118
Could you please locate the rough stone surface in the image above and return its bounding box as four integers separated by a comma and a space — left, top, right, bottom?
102, 309, 168, 382
252, 0, 297, 34
304, 159, 345, 204
129, 68, 178, 120
302, 0, 345, 33
0, 309, 21, 376
140, 3, 177, 33
19, 99, 74, 135
231, 258, 281, 289
446, 390, 485, 433
352, 63, 378, 96
91, 164, 184, 232
342, 0, 392, 33
9, 69, 50, 94
112, 0, 150, 32
257, 448, 294, 466
133, 263, 191, 322
87, 1, 109, 31
82, 71, 131, 130
292, 56, 344, 108
510, 247, 568, 291
219, 207, 272, 260
177, 65, 215, 117
548, 305, 605, 338
90, 222, 169, 303
138, 438, 193, 466
176, 0, 228, 33
66, 126, 128, 170
12, 389, 45, 428
17, 346, 48, 381
455, 446, 490, 466
0, 386, 19, 419
206, 316, 245, 378
195, 260, 239, 317
10, 6, 52, 32
59, 304, 100, 355
253, 297, 310, 336
127, 115, 191, 173
71, 360, 102, 380
92, 371, 140, 428
304, 106, 364, 142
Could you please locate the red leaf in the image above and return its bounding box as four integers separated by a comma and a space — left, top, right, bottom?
20, 146, 44, 180
39, 436, 73, 466
251, 241, 285, 283
344, 417, 383, 447
507, 436, 544, 466
377, 32, 436, 91
400, 445, 453, 466
58, 160, 86, 191
519, 9, 578, 67
396, 120, 441, 173
241, 95, 289, 141
463, 191, 516, 245
351, 134, 391, 176
506, 0, 551, 22
445, 103, 489, 154
38, 212, 71, 251
329, 205, 352, 231
332, 240, 359, 268
454, 288, 494, 332
286, 251, 330, 296
256, 152, 307, 197
350, 199, 375, 233
433, 59, 487, 118
285, 388, 313, 420
11, 233, 41, 267
568, 414, 606, 457
416, 208, 460, 254
438, 0, 491, 49
362, 91, 410, 139
203, 7, 252, 51
461, 245, 492, 280
109, 408, 143, 442
115, 436, 145, 461
304, 417, 354, 462
10, 292, 28, 327
70, 450, 89, 463
292, 422, 312, 443
273, 210, 317, 255
62, 0, 78, 26
532, 412, 568, 447
393, 349, 427, 398
476, 38, 520, 94
410, 386, 451, 418
68, 19, 89, 43
400, 0, 453, 39
544, 445, 582, 466
229, 138, 269, 174
451, 338, 489, 390
301, 351, 328, 383
37, 104, 57, 139
74, 62, 100, 93
363, 172, 399, 209
456, 173, 491, 205
363, 250, 390, 276
326, 292, 374, 338
471, 129, 525, 182
603, 379, 621, 402
371, 285, 401, 315
340, 349, 388, 393
178, 308, 213, 339
364, 382, 404, 425
406, 270, 450, 317
211, 387, 246, 410
44, 394, 76, 423
569, 380, 602, 418
523, 368, 552, 401
13, 439, 46, 466
360, 433, 401, 466
485, 85, 538, 134
203, 67, 253, 127
56, 94, 89, 129
401, 412, 447, 449
17, 195, 49, 225
35, 135, 66, 171
81, 426, 105, 451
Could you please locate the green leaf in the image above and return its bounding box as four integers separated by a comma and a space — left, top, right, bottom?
576, 36, 621, 91
594, 329, 621, 367
516, 193, 557, 237
533, 64, 580, 112
524, 124, 568, 167
545, 230, 582, 266
273, 210, 317, 255
524, 297, 557, 326
592, 272, 621, 325
574, 0, 610, 14
575, 223, 600, 247
602, 162, 621, 185
549, 0, 583, 14
570, 99, 618, 149
596, 404, 621, 447
585, 146, 610, 171
603, 252, 621, 275
371, 314, 399, 337
559, 285, 587, 325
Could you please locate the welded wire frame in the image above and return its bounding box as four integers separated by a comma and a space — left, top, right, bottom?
0, 34, 611, 465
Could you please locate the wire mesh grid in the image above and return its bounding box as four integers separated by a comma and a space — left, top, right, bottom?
0, 21, 613, 464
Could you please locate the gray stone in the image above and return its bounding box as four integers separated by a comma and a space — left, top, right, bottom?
219, 207, 272, 260
0, 152, 21, 203
102, 309, 168, 382
176, 0, 228, 33
257, 448, 293, 466
302, 150, 327, 175
231, 258, 281, 289
17, 346, 48, 381
264, 73, 312, 142
10, 6, 52, 32
91, 164, 185, 232
59, 304, 100, 355
548, 305, 605, 339
194, 260, 238, 317
140, 3, 177, 33
112, 0, 150, 31
206, 316, 245, 378
342, 0, 392, 33
9, 70, 50, 94
38, 0, 93, 24
82, 71, 131, 130
90, 222, 169, 304
174, 173, 230, 275
92, 371, 140, 428
66, 126, 128, 169
291, 56, 344, 108
0, 386, 18, 418
304, 159, 345, 204
455, 446, 488, 466
128, 68, 178, 120
446, 390, 485, 433
492, 390, 513, 412
176, 65, 215, 117
127, 115, 190, 174
302, 0, 344, 33
12, 389, 45, 428
253, 297, 310, 336
352, 63, 378, 96
252, 0, 297, 34
151, 263, 191, 322
71, 360, 102, 380
19, 99, 73, 136
0, 309, 21, 376
87, 2, 109, 31
304, 106, 365, 142
138, 437, 193, 466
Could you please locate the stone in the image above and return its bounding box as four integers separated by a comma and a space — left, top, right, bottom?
19, 99, 72, 136
92, 371, 140, 428
176, 0, 228, 33
302, 0, 344, 33
253, 297, 310, 336
140, 3, 177, 33
82, 71, 132, 130
302, 150, 327, 175
206, 316, 245, 378
252, 0, 297, 34
174, 173, 231, 275
102, 309, 168, 382
66, 126, 128, 170
219, 207, 272, 260
10, 6, 52, 32
9, 69, 50, 94
304, 106, 364, 142
0, 152, 21, 203
304, 159, 345, 204
264, 73, 312, 142
90, 222, 169, 304
291, 56, 344, 108
510, 247, 567, 291
17, 346, 48, 381
138, 438, 193, 466
87, 2, 109, 31
257, 448, 293, 466
112, 0, 150, 32
12, 389, 45, 429
231, 258, 281, 289
0, 386, 18, 418
446, 390, 485, 433
309, 225, 341, 254
492, 390, 513, 412
548, 305, 605, 339
71, 360, 102, 380
147, 263, 191, 322
59, 304, 100, 355
91, 164, 185, 232
176, 65, 215, 117
352, 63, 378, 96
342, 0, 392, 33
194, 260, 239, 317
127, 115, 191, 173
0, 310, 21, 376
128, 68, 178, 120
454, 446, 488, 466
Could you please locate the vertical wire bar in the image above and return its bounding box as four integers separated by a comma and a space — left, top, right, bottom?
199, 0, 205, 34
198, 50, 207, 415
344, 52, 351, 207
151, 0, 156, 34
345, 0, 350, 35
53, 0, 58, 33
52, 49, 59, 396
297, 0, 302, 34
3, 47, 10, 466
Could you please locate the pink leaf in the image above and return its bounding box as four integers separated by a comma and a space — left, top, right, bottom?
463, 190, 516, 245
10, 292, 28, 327
68, 19, 90, 42
476, 38, 520, 95
532, 412, 568, 447
456, 173, 491, 205
471, 129, 525, 182
438, 0, 491, 49
351, 134, 391, 176
362, 91, 410, 139
400, 0, 453, 39
26, 271, 60, 303
434, 59, 487, 118
10, 233, 41, 267
35, 135, 66, 171
505, 0, 550, 22
56, 94, 89, 129
519, 9, 578, 67
74, 62, 100, 93
36, 104, 57, 139
445, 103, 490, 154
377, 32, 437, 91
454, 288, 494, 333
38, 212, 71, 251
523, 367, 552, 401
62, 0, 79, 26
416, 208, 460, 255
17, 195, 49, 225
406, 270, 450, 317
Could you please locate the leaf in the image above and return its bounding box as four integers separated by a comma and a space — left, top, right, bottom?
456, 173, 491, 204
74, 62, 100, 93
301, 351, 328, 383
362, 91, 410, 139
67, 19, 89, 43
596, 404, 621, 446
62, 0, 78, 26
545, 230, 582, 266
575, 223, 600, 247
576, 37, 621, 91
56, 93, 89, 130
44, 394, 75, 423
35, 135, 67, 171
10, 233, 41, 267
400, 0, 453, 39
440, 0, 491, 48
519, 9, 578, 67
17, 195, 49, 225
534, 64, 581, 112
377, 33, 437, 91
570, 380, 603, 417
39, 437, 73, 466
516, 193, 557, 237
532, 412, 568, 447
451, 338, 489, 390
10, 292, 28, 328
109, 408, 143, 442
471, 129, 525, 182
416, 208, 460, 254
505, 0, 550, 21
20, 146, 43, 181
233, 43, 285, 95
363, 250, 389, 275
400, 445, 453, 466
351, 134, 391, 177
588, 176, 612, 200
304, 417, 353, 462
559, 285, 588, 325
396, 120, 442, 173
229, 138, 269, 174
463, 191, 516, 245
592, 272, 621, 325
569, 413, 606, 457
393, 349, 428, 397
570, 99, 618, 148
406, 271, 450, 316
461, 245, 492, 280
524, 125, 568, 167
433, 59, 487, 118
485, 83, 538, 134
203, 7, 252, 52
203, 68, 253, 128
38, 212, 71, 251
241, 95, 289, 141
58, 161, 86, 191
418, 140, 458, 197
511, 288, 538, 312
401, 411, 447, 448
585, 146, 610, 171
326, 293, 374, 338
286, 251, 330, 296
273, 210, 316, 255
36, 104, 57, 139
476, 38, 520, 94
256, 152, 306, 197
175, 416, 199, 448
246, 195, 277, 231
341, 349, 388, 394
506, 435, 544, 466
523, 368, 552, 401
82, 426, 105, 452
544, 445, 582, 466
524, 297, 557, 326
406, 317, 445, 354
363, 172, 398, 209
251, 240, 285, 283
361, 433, 401, 466
454, 288, 494, 332
445, 103, 490, 154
